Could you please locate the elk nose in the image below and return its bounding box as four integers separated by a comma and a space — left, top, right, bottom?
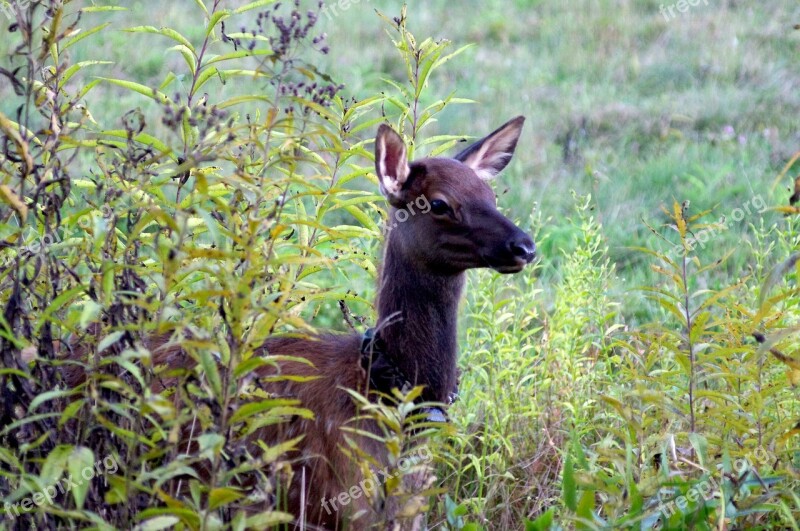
509, 235, 536, 263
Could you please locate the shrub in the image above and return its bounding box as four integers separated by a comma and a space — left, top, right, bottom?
0, 1, 465, 527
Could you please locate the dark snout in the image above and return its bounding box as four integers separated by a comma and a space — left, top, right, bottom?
508, 232, 536, 264
492, 228, 535, 273
481, 215, 536, 274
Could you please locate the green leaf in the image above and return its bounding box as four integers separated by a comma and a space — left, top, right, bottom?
230, 399, 307, 425
206, 49, 272, 66
159, 71, 178, 91
125, 26, 195, 53
525, 508, 554, 531
168, 45, 197, 75
577, 488, 596, 527
81, 5, 127, 12
233, 0, 278, 14
75, 78, 104, 102
97, 330, 124, 353
28, 388, 79, 413
192, 0, 209, 16
34, 286, 84, 335
197, 433, 226, 460
206, 10, 231, 36
134, 516, 180, 531
135, 507, 200, 529
688, 432, 709, 468
193, 66, 220, 93
40, 444, 73, 487
208, 487, 244, 510
562, 454, 577, 511
198, 349, 223, 399
244, 512, 294, 528
63, 23, 112, 51
100, 130, 174, 158
98, 78, 169, 104
59, 399, 86, 427
343, 204, 380, 233
256, 435, 305, 464
79, 300, 102, 329
232, 356, 275, 378
68, 447, 95, 509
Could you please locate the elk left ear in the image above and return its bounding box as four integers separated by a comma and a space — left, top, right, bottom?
375, 124, 411, 204
454, 116, 525, 180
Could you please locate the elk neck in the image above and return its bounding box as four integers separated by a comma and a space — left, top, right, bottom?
374, 228, 465, 403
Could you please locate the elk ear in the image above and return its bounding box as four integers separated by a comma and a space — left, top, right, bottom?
375, 124, 410, 202
455, 116, 525, 180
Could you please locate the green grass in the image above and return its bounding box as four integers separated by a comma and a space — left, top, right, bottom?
3, 0, 795, 308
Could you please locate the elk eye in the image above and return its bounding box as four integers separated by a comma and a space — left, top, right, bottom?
430, 199, 450, 216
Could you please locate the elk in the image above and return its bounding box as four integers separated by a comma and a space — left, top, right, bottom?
65, 117, 535, 529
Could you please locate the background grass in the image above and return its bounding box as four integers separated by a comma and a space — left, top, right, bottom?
3, 0, 795, 317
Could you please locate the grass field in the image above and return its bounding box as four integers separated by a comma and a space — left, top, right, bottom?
328, 0, 800, 323
2, 0, 800, 528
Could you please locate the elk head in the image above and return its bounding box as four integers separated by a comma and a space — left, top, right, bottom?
374, 116, 536, 275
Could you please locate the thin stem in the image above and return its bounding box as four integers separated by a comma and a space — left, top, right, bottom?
187, 0, 222, 108
682, 253, 696, 433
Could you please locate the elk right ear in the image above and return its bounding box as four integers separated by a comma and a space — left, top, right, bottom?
455, 116, 525, 180
375, 124, 410, 203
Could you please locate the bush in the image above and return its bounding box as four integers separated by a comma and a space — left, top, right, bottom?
0, 1, 465, 527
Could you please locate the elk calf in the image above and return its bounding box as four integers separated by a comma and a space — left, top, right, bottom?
255, 117, 535, 527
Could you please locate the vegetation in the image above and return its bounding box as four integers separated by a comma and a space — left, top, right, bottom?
0, 0, 798, 529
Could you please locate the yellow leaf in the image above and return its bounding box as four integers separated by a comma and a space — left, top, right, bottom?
778, 428, 800, 445
185, 247, 229, 259
0, 112, 34, 173
383, 474, 401, 494
396, 495, 430, 518
673, 201, 686, 237
208, 487, 244, 510
768, 347, 800, 371
0, 185, 28, 219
